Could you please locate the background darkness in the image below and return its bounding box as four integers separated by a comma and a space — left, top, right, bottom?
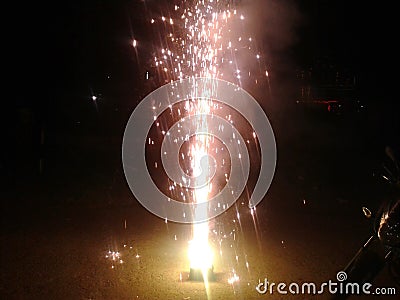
8, 3, 399, 108
8, 1, 400, 102
2, 2, 400, 299
4, 0, 400, 209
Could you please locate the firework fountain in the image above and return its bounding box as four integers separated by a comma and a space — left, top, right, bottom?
132, 0, 271, 290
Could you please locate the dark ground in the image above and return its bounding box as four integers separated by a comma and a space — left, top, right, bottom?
1, 96, 399, 299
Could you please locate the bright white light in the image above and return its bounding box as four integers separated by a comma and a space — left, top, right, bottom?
228, 273, 240, 284
188, 238, 213, 270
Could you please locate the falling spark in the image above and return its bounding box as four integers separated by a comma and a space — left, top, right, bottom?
147, 0, 269, 86
134, 0, 271, 290
228, 271, 240, 284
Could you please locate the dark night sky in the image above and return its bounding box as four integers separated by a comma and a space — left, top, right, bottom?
8, 1, 399, 98
7, 0, 399, 134
294, 1, 399, 85
2, 0, 398, 198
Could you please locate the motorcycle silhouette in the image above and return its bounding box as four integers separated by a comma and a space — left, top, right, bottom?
331, 146, 400, 299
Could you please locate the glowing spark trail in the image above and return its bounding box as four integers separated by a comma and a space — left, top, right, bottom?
140, 0, 270, 290
147, 0, 268, 87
